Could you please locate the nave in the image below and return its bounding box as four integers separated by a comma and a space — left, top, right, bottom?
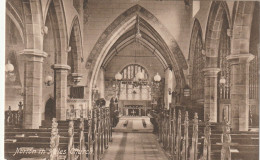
102, 133, 168, 160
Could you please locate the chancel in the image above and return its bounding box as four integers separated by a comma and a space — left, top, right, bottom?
3, 0, 259, 160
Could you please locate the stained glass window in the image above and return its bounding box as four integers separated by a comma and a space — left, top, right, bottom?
218, 15, 231, 100
119, 64, 151, 100
191, 28, 205, 100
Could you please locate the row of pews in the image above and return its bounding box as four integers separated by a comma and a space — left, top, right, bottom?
5, 106, 112, 160
153, 108, 259, 160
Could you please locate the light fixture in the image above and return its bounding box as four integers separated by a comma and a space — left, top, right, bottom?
219, 76, 226, 85
136, 70, 144, 80
5, 60, 14, 73
153, 73, 161, 82
115, 72, 123, 81
5, 60, 16, 82
45, 75, 53, 86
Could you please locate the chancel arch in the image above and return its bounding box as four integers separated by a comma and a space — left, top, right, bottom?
101, 23, 170, 70
86, 5, 187, 107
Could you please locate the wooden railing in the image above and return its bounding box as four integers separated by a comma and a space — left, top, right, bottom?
5, 106, 23, 127
156, 107, 232, 160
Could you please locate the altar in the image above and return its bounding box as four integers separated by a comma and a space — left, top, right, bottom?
118, 100, 152, 116
128, 108, 140, 116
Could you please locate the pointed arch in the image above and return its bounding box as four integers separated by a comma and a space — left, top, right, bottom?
189, 19, 204, 75
44, 97, 56, 120
44, 0, 68, 64
102, 27, 169, 70
86, 5, 187, 106
6, 1, 24, 43
205, 1, 231, 67
189, 19, 205, 100
21, 0, 43, 50
43, 0, 52, 24
231, 1, 256, 55
68, 16, 83, 74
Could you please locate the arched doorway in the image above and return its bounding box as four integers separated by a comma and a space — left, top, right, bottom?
45, 98, 56, 121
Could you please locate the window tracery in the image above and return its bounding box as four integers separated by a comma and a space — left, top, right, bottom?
218, 19, 231, 100
191, 31, 205, 100
119, 64, 151, 100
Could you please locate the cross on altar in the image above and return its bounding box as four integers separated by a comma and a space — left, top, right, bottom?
131, 110, 136, 116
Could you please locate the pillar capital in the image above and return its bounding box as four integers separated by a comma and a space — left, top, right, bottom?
19, 49, 48, 62
51, 64, 71, 70
71, 72, 83, 84
202, 68, 221, 77
227, 53, 255, 64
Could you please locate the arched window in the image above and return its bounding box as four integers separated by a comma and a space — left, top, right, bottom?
191, 22, 205, 100
119, 64, 151, 100
218, 13, 231, 100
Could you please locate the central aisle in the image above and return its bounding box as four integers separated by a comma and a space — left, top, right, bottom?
102, 132, 168, 160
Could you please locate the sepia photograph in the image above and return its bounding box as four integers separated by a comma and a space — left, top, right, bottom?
2, 0, 259, 159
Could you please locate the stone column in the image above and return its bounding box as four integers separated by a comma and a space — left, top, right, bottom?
227, 54, 254, 131
203, 68, 220, 122
52, 64, 71, 120
22, 49, 48, 129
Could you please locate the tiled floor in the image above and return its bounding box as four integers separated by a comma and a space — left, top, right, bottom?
102, 132, 168, 160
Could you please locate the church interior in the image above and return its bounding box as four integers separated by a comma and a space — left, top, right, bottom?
3, 0, 259, 159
